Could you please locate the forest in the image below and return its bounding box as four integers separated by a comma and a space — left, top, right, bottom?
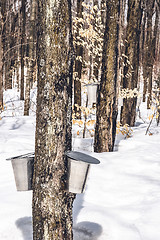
0, 0, 160, 240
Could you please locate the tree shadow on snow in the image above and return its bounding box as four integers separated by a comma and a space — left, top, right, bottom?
15, 195, 102, 240
73, 221, 102, 240
15, 217, 33, 240
73, 194, 102, 240
10, 119, 25, 130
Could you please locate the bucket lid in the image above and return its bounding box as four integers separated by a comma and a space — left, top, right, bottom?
85, 82, 99, 87
65, 151, 100, 164
6, 152, 35, 161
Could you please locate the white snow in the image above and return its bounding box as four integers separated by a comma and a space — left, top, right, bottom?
0, 89, 160, 240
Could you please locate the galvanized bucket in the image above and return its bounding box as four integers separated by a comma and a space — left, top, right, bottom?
65, 151, 100, 194
118, 97, 123, 107
86, 83, 99, 106
137, 96, 142, 108
6, 153, 34, 191
7, 151, 100, 194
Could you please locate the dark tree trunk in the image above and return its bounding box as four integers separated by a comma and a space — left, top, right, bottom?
118, 0, 127, 92
24, 0, 37, 116
20, 0, 26, 100
93, 0, 100, 83
142, 9, 147, 102
146, 0, 154, 109
8, 1, 16, 89
0, 1, 5, 107
32, 0, 75, 239
0, 34, 3, 108
94, 0, 120, 152
74, 0, 83, 119
120, 0, 143, 126
16, 0, 21, 90
3, 0, 10, 90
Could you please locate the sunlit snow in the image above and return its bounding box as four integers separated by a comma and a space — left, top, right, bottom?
0, 89, 160, 240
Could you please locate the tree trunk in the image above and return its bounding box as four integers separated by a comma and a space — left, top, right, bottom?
16, 0, 21, 90
0, 34, 3, 108
94, 0, 120, 152
3, 0, 11, 90
20, 0, 26, 100
93, 0, 100, 83
0, 0, 6, 106
0, 4, 4, 107
8, 1, 16, 89
146, 0, 154, 109
32, 1, 75, 239
74, 0, 83, 119
24, 0, 37, 116
120, 0, 142, 126
142, 9, 147, 102
117, 0, 126, 93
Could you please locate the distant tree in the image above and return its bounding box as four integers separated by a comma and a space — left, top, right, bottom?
0, 1, 5, 107
3, 0, 11, 90
20, 0, 26, 100
24, 0, 37, 116
8, 0, 16, 89
73, 0, 83, 119
120, 0, 143, 126
144, 0, 155, 109
142, 6, 147, 102
93, 0, 100, 82
32, 0, 75, 239
16, 0, 21, 90
94, 0, 120, 152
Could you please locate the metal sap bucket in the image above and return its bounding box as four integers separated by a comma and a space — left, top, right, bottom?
6, 153, 34, 191
118, 97, 123, 107
65, 151, 100, 194
86, 83, 99, 106
137, 96, 142, 108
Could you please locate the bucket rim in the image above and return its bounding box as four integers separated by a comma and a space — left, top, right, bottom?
84, 82, 100, 87
65, 151, 100, 164
6, 152, 35, 161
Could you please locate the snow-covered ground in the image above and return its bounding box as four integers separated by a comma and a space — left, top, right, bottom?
0, 89, 160, 240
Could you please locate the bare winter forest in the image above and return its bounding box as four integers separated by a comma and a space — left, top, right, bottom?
0, 0, 160, 239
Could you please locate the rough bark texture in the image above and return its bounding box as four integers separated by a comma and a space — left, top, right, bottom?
142, 9, 147, 102
3, 0, 10, 90
117, 0, 126, 92
93, 0, 100, 83
24, 0, 37, 115
20, 0, 26, 100
32, 1, 75, 239
74, 0, 83, 119
120, 0, 142, 126
145, 0, 154, 109
0, 2, 4, 107
8, 3, 16, 90
0, 34, 3, 107
94, 0, 120, 152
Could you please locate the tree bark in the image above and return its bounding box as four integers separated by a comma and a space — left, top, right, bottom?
24, 0, 37, 116
16, 0, 21, 90
8, 0, 16, 89
93, 0, 100, 83
74, 0, 83, 119
146, 0, 154, 109
94, 0, 120, 152
3, 0, 10, 90
120, 0, 143, 126
0, 3, 4, 107
142, 9, 147, 102
0, 34, 3, 108
20, 0, 26, 100
32, 1, 75, 239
